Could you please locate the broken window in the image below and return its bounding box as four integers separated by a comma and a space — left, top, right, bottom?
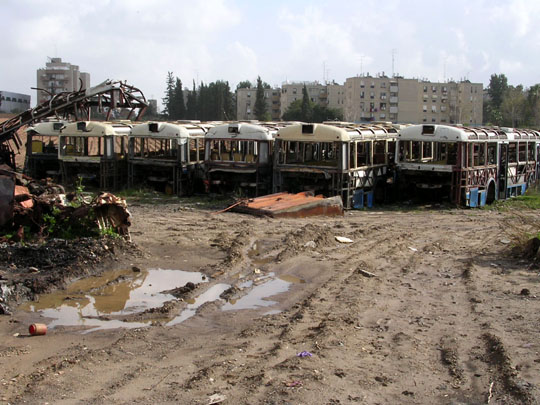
487, 143, 497, 165
508, 142, 517, 163
528, 142, 535, 161
356, 141, 371, 166
373, 140, 386, 164
518, 142, 527, 162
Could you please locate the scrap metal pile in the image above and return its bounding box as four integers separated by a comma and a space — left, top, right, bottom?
0, 165, 131, 242
0, 79, 147, 168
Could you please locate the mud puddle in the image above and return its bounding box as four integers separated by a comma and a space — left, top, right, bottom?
20, 268, 207, 333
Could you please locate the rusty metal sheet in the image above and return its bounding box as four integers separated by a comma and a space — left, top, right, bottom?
232, 192, 343, 218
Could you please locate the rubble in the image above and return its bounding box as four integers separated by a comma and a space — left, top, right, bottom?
0, 165, 131, 242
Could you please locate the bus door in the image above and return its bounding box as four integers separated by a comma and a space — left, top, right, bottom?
498, 143, 508, 200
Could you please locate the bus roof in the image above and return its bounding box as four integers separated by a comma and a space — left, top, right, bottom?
130, 122, 206, 138
205, 122, 275, 141
276, 123, 397, 142
61, 121, 132, 137
26, 120, 68, 135
399, 124, 540, 142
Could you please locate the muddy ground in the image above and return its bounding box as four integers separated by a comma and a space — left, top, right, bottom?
1, 198, 539, 404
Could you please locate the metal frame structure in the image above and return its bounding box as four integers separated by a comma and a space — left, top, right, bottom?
0, 80, 147, 168
396, 124, 540, 206
58, 121, 132, 189
273, 122, 398, 209
204, 122, 282, 196
128, 122, 210, 195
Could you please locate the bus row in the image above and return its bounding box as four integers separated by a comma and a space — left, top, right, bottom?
24, 120, 540, 208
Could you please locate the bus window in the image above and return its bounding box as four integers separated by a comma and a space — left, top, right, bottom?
349, 142, 356, 169
373, 140, 386, 164
487, 143, 497, 165
518, 142, 527, 162
508, 142, 517, 163
422, 142, 433, 160
357, 141, 371, 166
447, 143, 457, 165
527, 142, 535, 161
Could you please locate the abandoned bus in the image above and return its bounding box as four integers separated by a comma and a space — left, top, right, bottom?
396, 124, 540, 206
204, 122, 278, 196
24, 120, 68, 180
58, 121, 132, 189
273, 123, 398, 209
128, 122, 208, 195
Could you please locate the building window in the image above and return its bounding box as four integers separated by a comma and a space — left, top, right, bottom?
432, 118, 436, 122
360, 91, 365, 99
380, 103, 386, 111
432, 105, 437, 112
423, 118, 427, 122
370, 82, 375, 88
292, 88, 297, 94
360, 81, 365, 88
423, 86, 428, 93
432, 86, 437, 92
370, 91, 374, 99
423, 105, 427, 112
380, 82, 386, 88
380, 92, 386, 100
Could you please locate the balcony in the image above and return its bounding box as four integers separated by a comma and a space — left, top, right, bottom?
390, 86, 398, 92
389, 106, 398, 113
390, 96, 398, 103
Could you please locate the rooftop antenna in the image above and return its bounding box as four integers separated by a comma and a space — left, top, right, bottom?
360, 55, 364, 76
392, 49, 397, 77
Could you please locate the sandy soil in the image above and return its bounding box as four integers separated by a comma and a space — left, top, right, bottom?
1, 200, 539, 404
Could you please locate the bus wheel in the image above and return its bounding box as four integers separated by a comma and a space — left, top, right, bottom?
486, 181, 496, 204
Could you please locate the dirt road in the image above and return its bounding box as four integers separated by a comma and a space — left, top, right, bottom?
1, 200, 539, 404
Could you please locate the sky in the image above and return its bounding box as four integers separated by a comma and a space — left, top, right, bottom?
2, 0, 540, 108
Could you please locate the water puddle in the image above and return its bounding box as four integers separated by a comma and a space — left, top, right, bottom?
167, 283, 230, 326
21, 268, 207, 333
247, 241, 275, 266
222, 274, 302, 311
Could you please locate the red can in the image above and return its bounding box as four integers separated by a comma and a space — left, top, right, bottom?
29, 323, 47, 336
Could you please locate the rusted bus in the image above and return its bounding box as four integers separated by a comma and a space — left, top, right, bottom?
58, 121, 132, 189
396, 124, 540, 207
204, 122, 284, 196
273, 122, 398, 209
128, 122, 210, 195
24, 120, 67, 179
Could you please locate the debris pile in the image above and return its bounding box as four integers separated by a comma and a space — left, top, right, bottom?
0, 165, 131, 242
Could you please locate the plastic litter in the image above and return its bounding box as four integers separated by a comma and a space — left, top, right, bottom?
335, 236, 353, 244
297, 351, 313, 357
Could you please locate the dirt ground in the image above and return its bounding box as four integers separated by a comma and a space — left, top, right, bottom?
1, 198, 539, 404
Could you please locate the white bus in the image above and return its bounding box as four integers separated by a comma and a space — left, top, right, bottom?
396, 124, 540, 206
273, 123, 398, 208
128, 122, 210, 194
58, 121, 132, 189
204, 122, 280, 196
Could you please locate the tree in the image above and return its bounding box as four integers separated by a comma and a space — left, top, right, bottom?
281, 99, 303, 121
301, 84, 313, 121
312, 105, 343, 122
254, 76, 268, 121
236, 80, 252, 90
501, 85, 525, 127
162, 71, 175, 118
186, 80, 197, 119
525, 84, 540, 126
488, 74, 508, 110
171, 78, 186, 120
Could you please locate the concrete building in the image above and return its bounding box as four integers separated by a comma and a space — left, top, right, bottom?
236, 87, 281, 121
0, 91, 31, 113
279, 81, 345, 118
344, 75, 483, 125
36, 57, 90, 104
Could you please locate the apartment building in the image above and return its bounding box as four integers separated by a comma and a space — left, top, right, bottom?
344, 75, 483, 125
0, 91, 31, 113
36, 57, 90, 104
236, 87, 281, 121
